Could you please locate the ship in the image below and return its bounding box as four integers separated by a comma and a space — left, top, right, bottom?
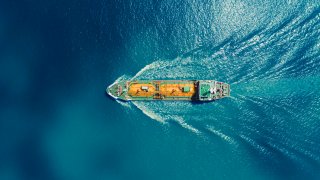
106, 80, 230, 101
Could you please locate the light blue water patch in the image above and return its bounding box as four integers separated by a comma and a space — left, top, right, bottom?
109, 3, 320, 178
2, 0, 320, 179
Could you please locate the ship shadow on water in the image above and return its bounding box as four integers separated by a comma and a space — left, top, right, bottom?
190, 92, 228, 105
105, 92, 116, 101
104, 92, 130, 103
190, 99, 219, 105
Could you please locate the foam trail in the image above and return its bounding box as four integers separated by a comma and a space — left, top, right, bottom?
105, 3, 320, 178
206, 126, 236, 145
232, 76, 320, 98
132, 102, 165, 123
133, 101, 201, 134
107, 8, 320, 167
171, 116, 200, 134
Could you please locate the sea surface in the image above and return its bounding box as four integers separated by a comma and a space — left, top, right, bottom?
0, 0, 320, 180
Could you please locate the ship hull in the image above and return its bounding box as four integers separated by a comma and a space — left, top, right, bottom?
107, 80, 230, 101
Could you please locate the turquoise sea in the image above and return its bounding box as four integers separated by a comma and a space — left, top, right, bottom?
0, 0, 319, 179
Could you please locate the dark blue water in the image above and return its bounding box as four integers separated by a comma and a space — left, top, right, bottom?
0, 0, 320, 179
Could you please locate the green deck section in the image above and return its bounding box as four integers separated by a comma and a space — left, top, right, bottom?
183, 86, 190, 92
200, 84, 210, 97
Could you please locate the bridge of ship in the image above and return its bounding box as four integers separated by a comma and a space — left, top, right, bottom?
127, 80, 197, 100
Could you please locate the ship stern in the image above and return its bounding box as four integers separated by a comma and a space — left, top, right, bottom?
198, 80, 230, 101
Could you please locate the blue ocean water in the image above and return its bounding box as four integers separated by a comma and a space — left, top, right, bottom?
0, 0, 320, 180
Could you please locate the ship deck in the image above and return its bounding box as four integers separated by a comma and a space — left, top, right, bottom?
127, 80, 197, 100
107, 80, 230, 101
